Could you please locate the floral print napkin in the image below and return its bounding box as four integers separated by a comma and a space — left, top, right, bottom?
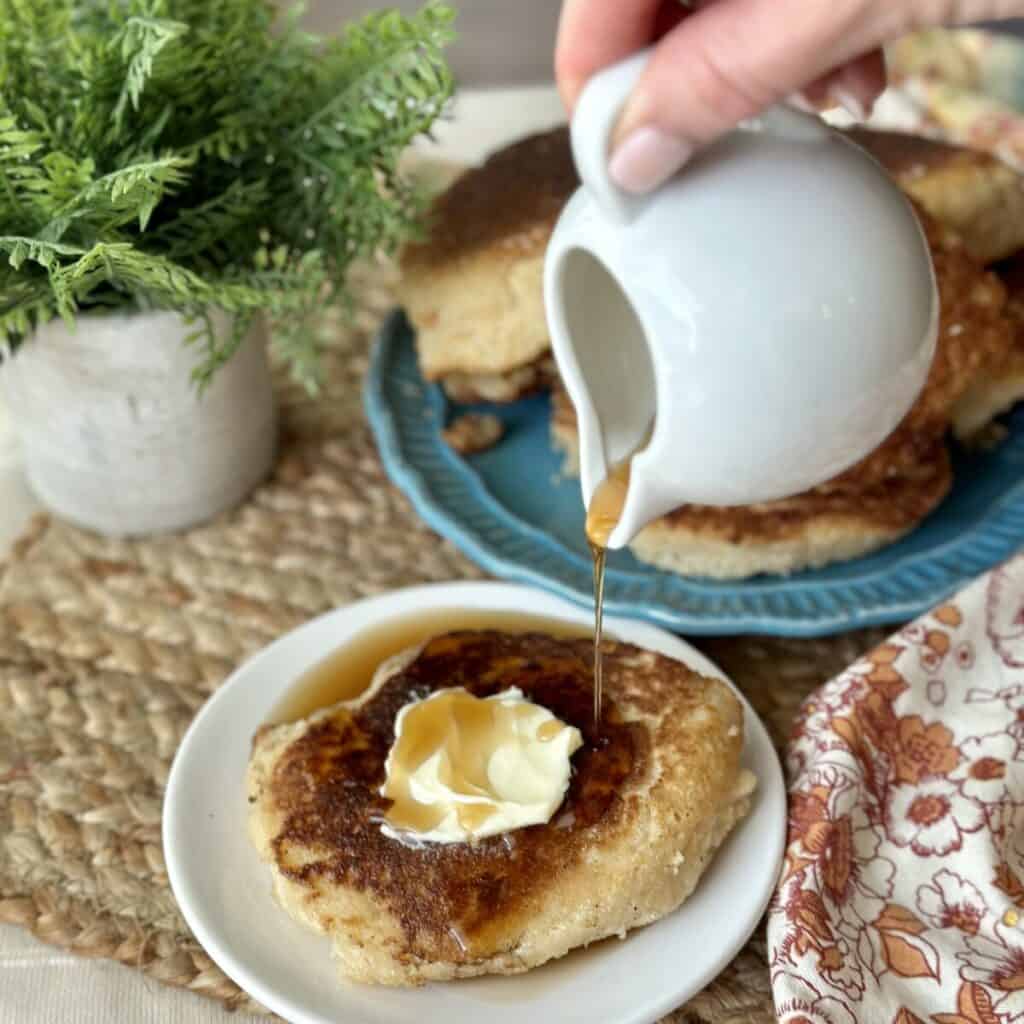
768, 32, 1024, 1021
768, 551, 1024, 1022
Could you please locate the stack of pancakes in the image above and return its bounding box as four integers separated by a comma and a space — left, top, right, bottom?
398, 126, 1024, 578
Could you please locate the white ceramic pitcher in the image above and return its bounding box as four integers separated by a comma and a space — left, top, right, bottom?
544, 51, 939, 550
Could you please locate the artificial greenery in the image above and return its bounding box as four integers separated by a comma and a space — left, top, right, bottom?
0, 0, 454, 389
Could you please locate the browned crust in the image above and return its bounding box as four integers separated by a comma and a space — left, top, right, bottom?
407, 124, 1006, 275
951, 252, 1024, 438
653, 445, 951, 542
905, 212, 1011, 424
989, 253, 1024, 370
401, 127, 577, 274
407, 124, 1009, 277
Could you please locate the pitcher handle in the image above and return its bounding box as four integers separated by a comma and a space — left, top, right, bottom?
572, 47, 833, 223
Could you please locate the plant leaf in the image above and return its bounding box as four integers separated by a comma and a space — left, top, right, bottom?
0, 0, 455, 390
110, 15, 189, 131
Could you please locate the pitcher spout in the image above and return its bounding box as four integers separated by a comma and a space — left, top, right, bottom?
602, 448, 682, 550
544, 230, 658, 543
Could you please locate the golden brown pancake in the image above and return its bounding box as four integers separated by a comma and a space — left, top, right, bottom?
248, 631, 753, 985
844, 126, 1024, 266
551, 387, 952, 579
398, 128, 577, 398
953, 252, 1024, 439
625, 447, 952, 579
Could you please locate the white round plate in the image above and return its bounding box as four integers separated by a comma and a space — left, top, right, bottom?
163, 582, 785, 1024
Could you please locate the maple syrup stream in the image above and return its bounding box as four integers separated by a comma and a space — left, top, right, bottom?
584, 458, 631, 729
269, 463, 633, 738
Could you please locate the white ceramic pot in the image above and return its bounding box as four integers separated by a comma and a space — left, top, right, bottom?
0, 308, 277, 536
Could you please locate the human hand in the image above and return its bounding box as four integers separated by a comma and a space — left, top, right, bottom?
555, 0, 1024, 194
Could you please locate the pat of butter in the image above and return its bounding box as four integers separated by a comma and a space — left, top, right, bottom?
380, 687, 583, 844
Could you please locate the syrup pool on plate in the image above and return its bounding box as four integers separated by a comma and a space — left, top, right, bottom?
268, 609, 595, 723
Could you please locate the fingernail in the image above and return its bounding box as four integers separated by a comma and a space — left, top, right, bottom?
829, 86, 866, 121
609, 127, 694, 195
789, 92, 829, 115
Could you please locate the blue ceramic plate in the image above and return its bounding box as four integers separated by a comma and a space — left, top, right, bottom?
365, 311, 1024, 636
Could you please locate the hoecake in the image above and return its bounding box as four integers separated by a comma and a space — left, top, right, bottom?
398, 128, 576, 397
953, 253, 1024, 439
552, 386, 952, 579
619, 448, 952, 580
248, 631, 753, 986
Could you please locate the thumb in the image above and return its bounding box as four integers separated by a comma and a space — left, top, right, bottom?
607, 0, 902, 194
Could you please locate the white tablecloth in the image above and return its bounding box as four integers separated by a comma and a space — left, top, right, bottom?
0, 85, 564, 1024
0, 926, 262, 1024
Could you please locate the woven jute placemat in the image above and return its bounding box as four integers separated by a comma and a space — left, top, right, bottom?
0, 262, 890, 1023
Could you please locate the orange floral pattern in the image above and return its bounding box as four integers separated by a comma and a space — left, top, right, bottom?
770, 553, 1024, 1020
768, 28, 1024, 1019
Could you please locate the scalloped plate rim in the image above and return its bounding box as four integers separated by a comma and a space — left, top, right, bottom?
365, 309, 1024, 637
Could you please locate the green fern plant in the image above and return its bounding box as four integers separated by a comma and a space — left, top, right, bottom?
0, 0, 455, 389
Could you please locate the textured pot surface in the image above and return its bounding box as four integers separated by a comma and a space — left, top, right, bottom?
1, 309, 277, 536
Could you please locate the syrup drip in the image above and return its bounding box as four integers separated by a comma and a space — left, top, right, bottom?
584, 458, 632, 729
588, 542, 606, 729
585, 458, 631, 549
537, 719, 563, 742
